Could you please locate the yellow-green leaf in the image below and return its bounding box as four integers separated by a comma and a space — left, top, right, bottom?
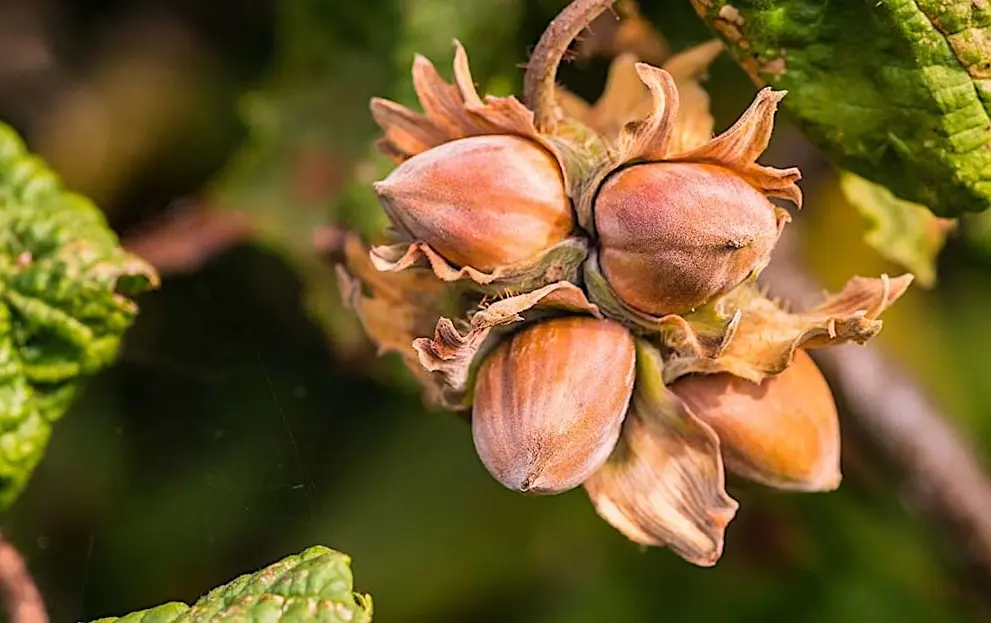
840, 171, 954, 288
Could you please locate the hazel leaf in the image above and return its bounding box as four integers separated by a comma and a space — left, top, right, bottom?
90, 603, 190, 623
692, 0, 991, 217
840, 171, 955, 288
90, 546, 372, 623
0, 123, 158, 509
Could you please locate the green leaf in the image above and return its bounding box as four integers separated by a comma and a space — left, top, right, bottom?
92, 546, 373, 623
840, 171, 954, 287
0, 123, 158, 508
692, 0, 991, 217
92, 603, 190, 623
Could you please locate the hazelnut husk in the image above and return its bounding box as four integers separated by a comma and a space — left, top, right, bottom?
584, 340, 738, 566
341, 16, 915, 569
472, 316, 636, 494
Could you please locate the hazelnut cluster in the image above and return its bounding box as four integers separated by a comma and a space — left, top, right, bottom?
338, 18, 911, 565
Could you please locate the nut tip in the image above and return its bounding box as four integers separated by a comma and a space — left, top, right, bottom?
490, 458, 565, 496
372, 179, 392, 197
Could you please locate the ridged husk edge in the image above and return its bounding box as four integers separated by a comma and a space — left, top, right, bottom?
370, 235, 589, 295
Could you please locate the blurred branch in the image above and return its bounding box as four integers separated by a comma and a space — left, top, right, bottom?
312, 225, 349, 263
122, 202, 252, 276
765, 229, 991, 580
0, 535, 47, 623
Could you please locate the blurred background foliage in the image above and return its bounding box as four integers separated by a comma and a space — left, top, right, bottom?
2, 0, 991, 621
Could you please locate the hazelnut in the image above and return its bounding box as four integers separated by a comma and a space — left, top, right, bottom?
472, 316, 636, 494
594, 162, 782, 315
670, 350, 840, 491
374, 135, 573, 271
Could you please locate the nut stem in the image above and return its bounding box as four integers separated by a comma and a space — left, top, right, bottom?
524, 0, 617, 132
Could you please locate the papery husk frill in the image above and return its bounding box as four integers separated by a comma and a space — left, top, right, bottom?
652, 273, 910, 499
556, 41, 724, 150
340, 230, 606, 411
412, 280, 603, 410
336, 232, 462, 406
370, 237, 589, 296
368, 41, 592, 294
659, 273, 915, 384
585, 340, 738, 566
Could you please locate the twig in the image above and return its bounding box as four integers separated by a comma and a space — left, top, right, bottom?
523, 0, 616, 132
313, 225, 349, 263
121, 201, 253, 276
764, 229, 991, 579
0, 534, 47, 623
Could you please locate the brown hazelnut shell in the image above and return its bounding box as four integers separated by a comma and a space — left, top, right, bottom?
472, 316, 636, 494
670, 349, 841, 491
375, 134, 574, 272
594, 161, 784, 316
